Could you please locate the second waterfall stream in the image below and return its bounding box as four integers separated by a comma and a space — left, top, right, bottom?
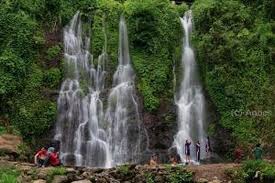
173, 11, 207, 162
105, 16, 146, 166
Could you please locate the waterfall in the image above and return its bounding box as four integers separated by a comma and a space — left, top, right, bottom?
105, 16, 145, 166
173, 11, 207, 162
55, 12, 146, 168
55, 12, 111, 168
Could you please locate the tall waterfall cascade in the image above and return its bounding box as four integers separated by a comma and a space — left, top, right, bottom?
55, 12, 111, 168
173, 11, 207, 162
55, 13, 146, 168
105, 16, 146, 166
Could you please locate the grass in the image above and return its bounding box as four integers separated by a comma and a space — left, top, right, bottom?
46, 167, 67, 183
0, 166, 20, 183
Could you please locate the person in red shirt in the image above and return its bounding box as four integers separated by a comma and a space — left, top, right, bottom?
34, 147, 47, 167
49, 151, 61, 166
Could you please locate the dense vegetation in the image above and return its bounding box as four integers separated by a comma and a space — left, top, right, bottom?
192, 0, 275, 156
226, 160, 275, 182
0, 165, 19, 183
0, 0, 274, 159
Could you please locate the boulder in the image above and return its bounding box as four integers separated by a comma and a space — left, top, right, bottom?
32, 179, 47, 183
37, 167, 54, 179
198, 178, 209, 183
0, 134, 22, 159
52, 175, 68, 183
71, 180, 92, 183
66, 167, 76, 173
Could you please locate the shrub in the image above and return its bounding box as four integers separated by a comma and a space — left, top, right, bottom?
46, 45, 61, 61
165, 166, 193, 183
242, 160, 275, 182
191, 0, 274, 155
144, 173, 155, 183
117, 165, 130, 176
226, 160, 275, 183
43, 68, 62, 89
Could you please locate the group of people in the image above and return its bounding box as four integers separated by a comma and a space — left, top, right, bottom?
184, 136, 212, 164
35, 139, 263, 168
34, 147, 61, 167
149, 136, 212, 167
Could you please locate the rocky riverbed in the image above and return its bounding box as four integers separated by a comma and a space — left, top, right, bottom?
0, 158, 240, 183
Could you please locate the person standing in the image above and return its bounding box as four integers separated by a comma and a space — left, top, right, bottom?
205, 136, 212, 158
253, 143, 263, 160
185, 140, 191, 164
196, 141, 201, 162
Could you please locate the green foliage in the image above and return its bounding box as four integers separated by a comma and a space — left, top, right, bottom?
47, 167, 66, 183
117, 164, 130, 176
242, 160, 275, 181
46, 45, 61, 61
144, 173, 155, 183
0, 166, 19, 183
16, 143, 33, 161
11, 65, 57, 140
92, 0, 123, 67
92, 0, 182, 112
225, 168, 248, 183
43, 68, 62, 89
226, 160, 275, 182
0, 6, 38, 102
124, 0, 182, 111
164, 166, 193, 183
0, 126, 6, 135
191, 0, 275, 153
0, 0, 273, 159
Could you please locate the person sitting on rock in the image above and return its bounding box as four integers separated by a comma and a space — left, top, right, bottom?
169, 155, 177, 166
42, 147, 60, 167
34, 147, 47, 167
49, 150, 61, 166
149, 154, 158, 167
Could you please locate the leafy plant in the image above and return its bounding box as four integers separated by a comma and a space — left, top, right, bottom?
167, 167, 193, 183
242, 160, 275, 181
46, 45, 61, 61
117, 165, 130, 176
144, 173, 155, 183
226, 160, 275, 183
43, 68, 62, 88
0, 166, 19, 183
47, 167, 67, 183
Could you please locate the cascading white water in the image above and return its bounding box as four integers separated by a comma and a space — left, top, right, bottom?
55, 12, 146, 168
55, 12, 111, 168
173, 11, 207, 162
105, 16, 144, 166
